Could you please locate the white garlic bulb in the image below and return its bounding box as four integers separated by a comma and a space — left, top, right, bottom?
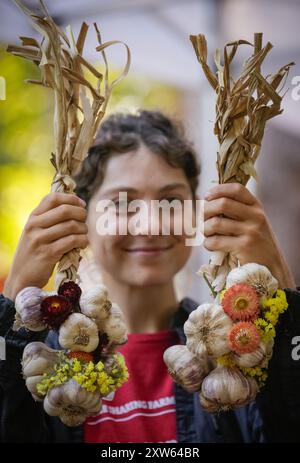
234, 339, 274, 368
260, 338, 274, 368
14, 286, 47, 332
22, 342, 61, 377
184, 303, 233, 358
101, 303, 127, 347
200, 366, 259, 413
226, 263, 278, 298
80, 285, 112, 328
25, 375, 45, 401
58, 313, 99, 352
199, 394, 220, 414
44, 379, 102, 427
163, 345, 211, 393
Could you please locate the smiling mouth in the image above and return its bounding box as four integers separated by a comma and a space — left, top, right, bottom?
123, 245, 173, 256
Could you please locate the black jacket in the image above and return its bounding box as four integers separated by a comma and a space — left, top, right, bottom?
1, 289, 300, 443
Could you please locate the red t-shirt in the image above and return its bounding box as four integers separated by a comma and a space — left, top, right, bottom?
84, 329, 180, 443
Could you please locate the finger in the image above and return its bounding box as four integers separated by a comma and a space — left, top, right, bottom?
204, 216, 245, 237
205, 183, 257, 206
204, 197, 255, 221
204, 235, 243, 253
32, 192, 86, 216
40, 220, 88, 243
49, 234, 89, 260
34, 204, 87, 229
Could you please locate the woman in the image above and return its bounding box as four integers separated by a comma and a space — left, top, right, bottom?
0, 110, 300, 442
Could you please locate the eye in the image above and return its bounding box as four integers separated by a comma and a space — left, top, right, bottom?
110, 198, 129, 214
112, 197, 137, 215
113, 199, 128, 208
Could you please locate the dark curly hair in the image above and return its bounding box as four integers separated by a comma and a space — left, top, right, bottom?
74, 110, 200, 204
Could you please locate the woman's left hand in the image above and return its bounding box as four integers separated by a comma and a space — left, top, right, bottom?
203, 183, 296, 289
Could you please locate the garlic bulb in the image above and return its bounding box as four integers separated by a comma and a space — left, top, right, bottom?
44, 379, 102, 427
226, 263, 278, 298
200, 366, 258, 412
80, 285, 112, 328
199, 394, 220, 414
101, 303, 127, 347
184, 303, 233, 358
234, 339, 274, 368
25, 375, 45, 401
14, 286, 47, 331
22, 342, 61, 377
59, 313, 99, 352
163, 345, 211, 393
259, 338, 274, 368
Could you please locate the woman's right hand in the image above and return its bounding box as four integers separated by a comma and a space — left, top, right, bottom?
3, 192, 88, 302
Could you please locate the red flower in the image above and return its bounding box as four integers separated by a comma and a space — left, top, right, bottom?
229, 322, 260, 354
222, 283, 259, 321
58, 281, 82, 306
67, 351, 94, 363
40, 295, 72, 330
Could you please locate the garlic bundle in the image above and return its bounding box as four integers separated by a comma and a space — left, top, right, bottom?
80, 285, 112, 328
184, 303, 233, 358
226, 263, 278, 298
14, 287, 48, 332
234, 339, 274, 368
7, 0, 131, 428
44, 379, 102, 427
101, 303, 128, 347
163, 345, 212, 393
59, 313, 99, 352
22, 342, 61, 401
200, 366, 258, 413
17, 282, 129, 425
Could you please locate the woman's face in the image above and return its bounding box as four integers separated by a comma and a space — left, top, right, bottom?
87, 144, 195, 287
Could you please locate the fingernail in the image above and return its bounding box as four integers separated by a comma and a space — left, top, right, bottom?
80, 199, 86, 207
204, 192, 212, 200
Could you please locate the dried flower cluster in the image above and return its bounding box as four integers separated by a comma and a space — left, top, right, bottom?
18, 282, 129, 426
164, 262, 288, 412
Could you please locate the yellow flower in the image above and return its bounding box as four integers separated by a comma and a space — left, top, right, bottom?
72, 359, 82, 373
240, 365, 268, 388
36, 352, 129, 396
96, 361, 104, 372
217, 354, 236, 368
100, 384, 110, 396
85, 362, 95, 375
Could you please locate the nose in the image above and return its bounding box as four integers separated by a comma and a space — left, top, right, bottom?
131, 199, 162, 237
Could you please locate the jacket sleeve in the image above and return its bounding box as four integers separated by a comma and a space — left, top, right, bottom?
255, 287, 300, 442
0, 294, 52, 442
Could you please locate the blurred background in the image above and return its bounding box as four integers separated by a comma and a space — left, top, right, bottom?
0, 0, 299, 301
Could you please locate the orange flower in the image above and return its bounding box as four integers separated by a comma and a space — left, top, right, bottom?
229, 322, 260, 354
67, 351, 94, 363
222, 283, 259, 321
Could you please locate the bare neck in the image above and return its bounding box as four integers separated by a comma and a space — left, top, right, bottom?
101, 273, 179, 334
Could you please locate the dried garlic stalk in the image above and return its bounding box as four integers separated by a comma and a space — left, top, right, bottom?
190, 33, 294, 293
7, 0, 130, 289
